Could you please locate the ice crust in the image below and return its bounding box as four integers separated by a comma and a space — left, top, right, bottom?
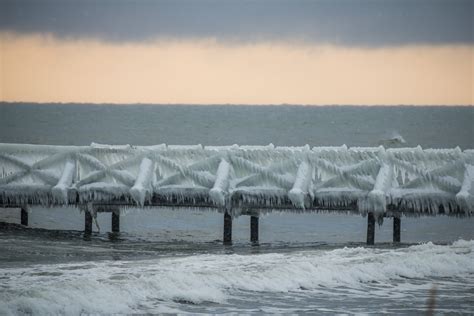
0, 143, 472, 219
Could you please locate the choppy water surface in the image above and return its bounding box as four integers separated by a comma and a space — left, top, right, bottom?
0, 104, 473, 314
1, 236, 473, 314
1, 103, 473, 148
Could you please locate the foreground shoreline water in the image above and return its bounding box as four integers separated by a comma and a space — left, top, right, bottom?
1, 228, 473, 314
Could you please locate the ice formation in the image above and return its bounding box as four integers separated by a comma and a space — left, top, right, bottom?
0, 143, 472, 219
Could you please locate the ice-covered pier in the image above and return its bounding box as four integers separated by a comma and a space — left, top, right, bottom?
0, 143, 473, 245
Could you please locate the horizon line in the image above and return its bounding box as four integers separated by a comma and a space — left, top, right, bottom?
1, 101, 473, 107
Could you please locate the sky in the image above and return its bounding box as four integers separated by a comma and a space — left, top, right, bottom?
0, 0, 472, 105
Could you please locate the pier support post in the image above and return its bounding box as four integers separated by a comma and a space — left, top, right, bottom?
20, 207, 28, 226
84, 211, 93, 235
393, 217, 401, 243
250, 215, 259, 243
223, 212, 232, 245
111, 210, 120, 233
366, 212, 375, 245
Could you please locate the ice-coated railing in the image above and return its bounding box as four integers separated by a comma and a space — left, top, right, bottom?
0, 143, 473, 218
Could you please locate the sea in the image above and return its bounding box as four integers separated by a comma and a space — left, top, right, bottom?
0, 103, 473, 315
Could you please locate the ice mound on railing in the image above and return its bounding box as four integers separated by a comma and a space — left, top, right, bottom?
0, 142, 473, 219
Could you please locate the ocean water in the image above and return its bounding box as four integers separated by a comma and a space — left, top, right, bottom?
0, 103, 473, 314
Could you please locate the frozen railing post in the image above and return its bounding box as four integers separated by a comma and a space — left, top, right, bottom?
366, 212, 375, 245
52, 160, 76, 204
288, 160, 312, 209
209, 158, 232, 207
130, 157, 154, 207
393, 217, 401, 243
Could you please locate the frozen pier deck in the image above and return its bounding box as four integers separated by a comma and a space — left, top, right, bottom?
1, 143, 473, 245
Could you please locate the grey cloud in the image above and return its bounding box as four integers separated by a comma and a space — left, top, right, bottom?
0, 0, 472, 46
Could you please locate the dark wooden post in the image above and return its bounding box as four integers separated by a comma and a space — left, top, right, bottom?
84, 211, 93, 235
223, 212, 232, 245
112, 211, 120, 233
393, 217, 401, 243
366, 212, 375, 245
20, 207, 28, 226
250, 215, 259, 243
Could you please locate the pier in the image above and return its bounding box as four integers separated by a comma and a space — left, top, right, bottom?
1, 143, 472, 245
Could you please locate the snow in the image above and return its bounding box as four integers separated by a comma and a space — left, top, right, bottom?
0, 143, 473, 219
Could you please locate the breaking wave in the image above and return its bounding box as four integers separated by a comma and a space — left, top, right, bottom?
1, 240, 473, 314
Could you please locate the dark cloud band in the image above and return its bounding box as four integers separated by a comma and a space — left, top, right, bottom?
1, 0, 472, 46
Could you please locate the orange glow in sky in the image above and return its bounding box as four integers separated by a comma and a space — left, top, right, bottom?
1, 34, 472, 105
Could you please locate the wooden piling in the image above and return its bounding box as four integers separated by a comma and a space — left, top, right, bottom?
84, 211, 93, 235
250, 216, 259, 243
223, 212, 232, 245
20, 207, 28, 226
366, 212, 375, 245
393, 217, 401, 243
112, 211, 120, 233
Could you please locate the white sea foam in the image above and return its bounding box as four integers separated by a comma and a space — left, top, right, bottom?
0, 240, 473, 315
378, 131, 406, 147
